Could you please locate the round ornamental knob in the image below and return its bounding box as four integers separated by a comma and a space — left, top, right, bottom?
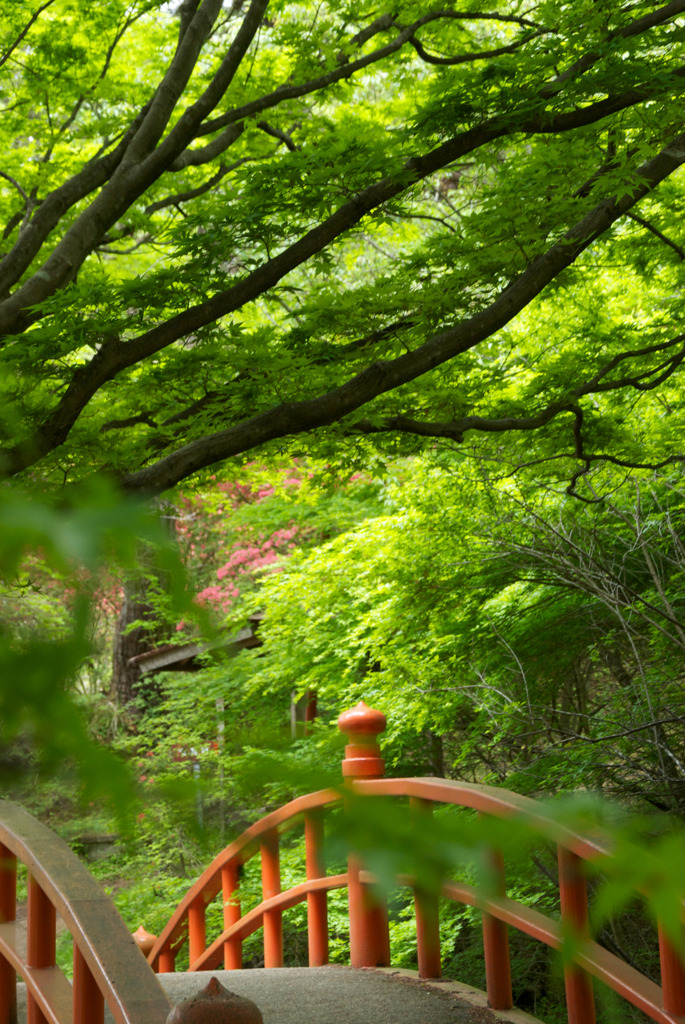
338, 701, 387, 779
166, 977, 263, 1024
132, 925, 157, 957
337, 701, 387, 738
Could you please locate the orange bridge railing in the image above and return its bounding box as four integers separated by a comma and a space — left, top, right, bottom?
0, 800, 171, 1024
148, 701, 685, 1024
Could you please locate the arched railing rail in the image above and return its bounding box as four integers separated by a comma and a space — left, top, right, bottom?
147, 788, 344, 973
0, 799, 171, 1024
148, 701, 685, 1024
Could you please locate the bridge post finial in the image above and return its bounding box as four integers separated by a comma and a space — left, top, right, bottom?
337, 700, 391, 970
132, 925, 157, 958
338, 701, 386, 780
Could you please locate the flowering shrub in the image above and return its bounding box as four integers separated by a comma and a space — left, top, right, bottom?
175, 470, 307, 622
193, 525, 302, 613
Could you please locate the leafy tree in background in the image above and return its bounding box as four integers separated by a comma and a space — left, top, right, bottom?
0, 0, 684, 498
227, 460, 685, 814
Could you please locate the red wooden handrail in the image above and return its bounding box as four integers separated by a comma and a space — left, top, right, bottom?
0, 800, 171, 1024
148, 701, 685, 1024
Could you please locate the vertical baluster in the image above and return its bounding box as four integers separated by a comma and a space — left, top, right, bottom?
346, 854, 375, 968
338, 701, 391, 968
222, 863, 242, 969
410, 798, 441, 979
305, 809, 328, 966
261, 830, 283, 967
0, 845, 16, 1024
658, 922, 685, 1015
558, 846, 595, 1024
27, 874, 55, 1024
188, 899, 206, 967
73, 945, 104, 1024
158, 949, 176, 973
364, 890, 390, 967
480, 843, 512, 1009
347, 857, 391, 968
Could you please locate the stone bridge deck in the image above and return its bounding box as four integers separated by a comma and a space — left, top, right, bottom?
18, 966, 542, 1024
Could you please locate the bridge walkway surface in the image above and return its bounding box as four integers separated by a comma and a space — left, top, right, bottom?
15, 967, 541, 1024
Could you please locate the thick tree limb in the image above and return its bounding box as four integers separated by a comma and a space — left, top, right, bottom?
5, 128, 685, 483
108, 134, 685, 494
0, 110, 150, 299
1, 0, 681, 323
119, 0, 226, 167
0, 0, 269, 326
137, 0, 270, 172
9, 108, 683, 481
2, 0, 685, 493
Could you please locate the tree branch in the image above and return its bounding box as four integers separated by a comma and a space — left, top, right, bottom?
0, 171, 30, 208
101, 413, 158, 433
192, 8, 550, 142
118, 0, 225, 167
96, 234, 153, 256
2, 0, 683, 329
4, 120, 684, 487
538, 0, 685, 99
0, 0, 268, 324
110, 133, 685, 494
140, 0, 270, 172
353, 333, 685, 494
626, 211, 685, 260
144, 163, 236, 215
0, 0, 265, 304
0, 0, 57, 71
0, 101, 154, 299
408, 29, 546, 67
256, 120, 299, 151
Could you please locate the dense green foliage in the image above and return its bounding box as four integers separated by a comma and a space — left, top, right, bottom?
238, 462, 685, 810
3, 2, 685, 1020
0, 0, 684, 495
5, 455, 685, 1021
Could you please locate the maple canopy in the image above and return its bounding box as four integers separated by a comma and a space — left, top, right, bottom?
1, 0, 684, 496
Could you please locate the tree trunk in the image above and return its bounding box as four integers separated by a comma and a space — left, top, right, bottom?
110, 509, 177, 707
110, 579, 156, 707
